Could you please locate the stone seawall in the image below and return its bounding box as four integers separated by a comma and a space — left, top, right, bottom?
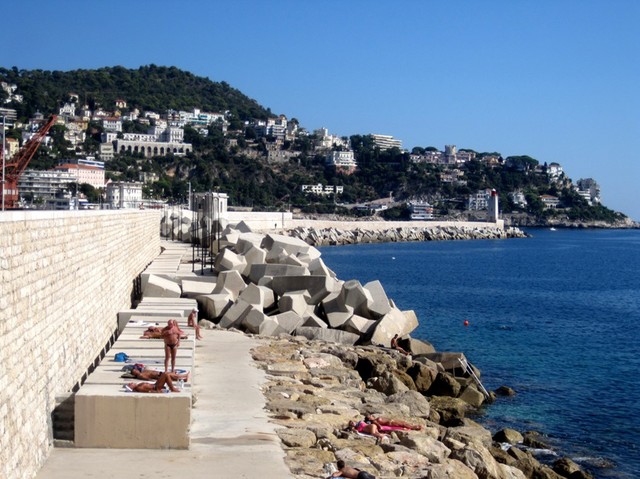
0, 210, 162, 479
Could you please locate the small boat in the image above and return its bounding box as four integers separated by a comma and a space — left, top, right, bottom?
550, 227, 557, 231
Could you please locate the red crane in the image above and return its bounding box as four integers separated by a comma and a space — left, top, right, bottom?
1, 114, 57, 209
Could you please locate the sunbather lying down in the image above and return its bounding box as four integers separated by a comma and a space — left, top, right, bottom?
130, 366, 190, 383
125, 372, 180, 393
364, 414, 423, 431
140, 326, 188, 339
347, 420, 390, 443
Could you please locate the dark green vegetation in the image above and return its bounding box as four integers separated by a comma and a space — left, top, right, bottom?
0, 66, 626, 223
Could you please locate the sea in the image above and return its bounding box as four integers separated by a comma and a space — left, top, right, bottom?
319, 228, 640, 479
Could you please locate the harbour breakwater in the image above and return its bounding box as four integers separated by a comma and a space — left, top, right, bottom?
160, 208, 529, 245
162, 218, 590, 479
285, 224, 527, 246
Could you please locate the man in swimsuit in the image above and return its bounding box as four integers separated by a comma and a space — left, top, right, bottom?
162, 320, 181, 372
188, 308, 203, 340
390, 334, 410, 356
126, 372, 180, 393
131, 366, 190, 383
364, 414, 423, 431
329, 460, 376, 479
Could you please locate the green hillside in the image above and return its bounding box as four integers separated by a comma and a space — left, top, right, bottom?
0, 65, 271, 121
0, 66, 628, 225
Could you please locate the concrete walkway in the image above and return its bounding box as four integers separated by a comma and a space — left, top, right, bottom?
36, 330, 294, 479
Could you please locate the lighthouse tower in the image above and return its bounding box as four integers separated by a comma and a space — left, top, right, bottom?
487, 189, 499, 223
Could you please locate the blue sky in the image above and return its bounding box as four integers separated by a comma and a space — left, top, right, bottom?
3, 1, 639, 220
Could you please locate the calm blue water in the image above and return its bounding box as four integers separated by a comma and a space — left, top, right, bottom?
319, 229, 640, 478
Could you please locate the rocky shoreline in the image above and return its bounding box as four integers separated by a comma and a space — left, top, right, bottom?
245, 335, 594, 479
173, 217, 596, 479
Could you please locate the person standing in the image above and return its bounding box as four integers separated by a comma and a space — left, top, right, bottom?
188, 308, 203, 340
162, 320, 180, 372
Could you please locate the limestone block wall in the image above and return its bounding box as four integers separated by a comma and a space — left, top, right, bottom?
0, 209, 162, 479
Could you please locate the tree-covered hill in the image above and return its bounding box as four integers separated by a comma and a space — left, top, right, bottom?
0, 66, 630, 225
0, 65, 271, 121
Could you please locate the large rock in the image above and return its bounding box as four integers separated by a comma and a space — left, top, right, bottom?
143, 274, 181, 298
261, 233, 318, 257
278, 291, 308, 316
417, 458, 479, 479
407, 337, 436, 356
406, 362, 438, 393
218, 299, 254, 329
429, 396, 471, 423
241, 307, 269, 334
235, 232, 266, 254
276, 427, 316, 448
214, 248, 247, 273
180, 279, 216, 298
386, 390, 431, 417
363, 280, 392, 318
367, 371, 410, 395
429, 372, 462, 397
445, 423, 493, 448
449, 443, 505, 479
272, 311, 304, 334
399, 435, 450, 463
272, 275, 338, 304
237, 283, 266, 308
342, 280, 374, 317
212, 270, 247, 300
459, 385, 486, 408
240, 245, 267, 276
198, 292, 234, 319
368, 307, 419, 346
342, 314, 376, 335
493, 428, 523, 445
295, 327, 360, 345
247, 264, 308, 284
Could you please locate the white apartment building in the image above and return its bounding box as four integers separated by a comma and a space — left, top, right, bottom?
467, 189, 493, 211
576, 178, 601, 205
371, 134, 402, 151
102, 117, 123, 132
301, 184, 344, 195
326, 150, 357, 174
540, 195, 561, 209
547, 163, 563, 178
410, 151, 444, 164
18, 169, 76, 203
409, 201, 434, 220
313, 128, 349, 150
509, 191, 528, 208
105, 181, 143, 209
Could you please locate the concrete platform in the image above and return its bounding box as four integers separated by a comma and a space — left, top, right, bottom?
36, 330, 294, 479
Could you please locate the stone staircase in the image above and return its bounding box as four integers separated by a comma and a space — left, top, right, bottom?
52, 393, 75, 447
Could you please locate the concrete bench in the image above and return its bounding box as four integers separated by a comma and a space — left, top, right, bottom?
75, 326, 195, 449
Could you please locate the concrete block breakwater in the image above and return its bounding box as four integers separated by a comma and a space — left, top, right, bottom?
286, 224, 528, 246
